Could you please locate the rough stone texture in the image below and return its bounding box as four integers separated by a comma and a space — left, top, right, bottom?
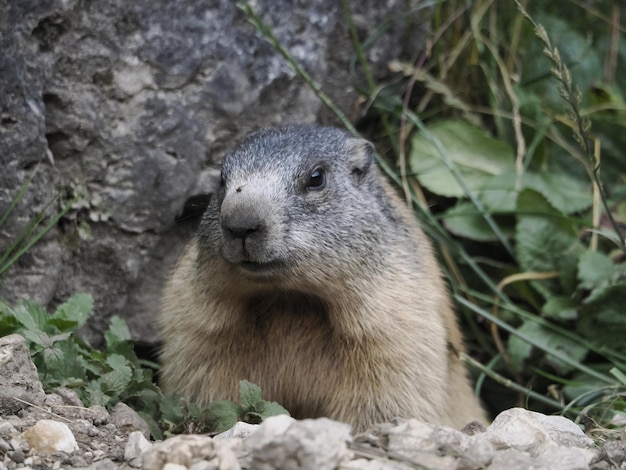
0, 0, 425, 347
214, 421, 258, 440
124, 431, 153, 468
142, 434, 243, 470
245, 415, 353, 470
0, 344, 616, 469
0, 334, 46, 415
109, 402, 150, 439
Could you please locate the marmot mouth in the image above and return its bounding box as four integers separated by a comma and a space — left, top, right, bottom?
238, 260, 287, 275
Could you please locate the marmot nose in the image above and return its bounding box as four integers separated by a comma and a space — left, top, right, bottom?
221, 212, 265, 241
227, 224, 261, 240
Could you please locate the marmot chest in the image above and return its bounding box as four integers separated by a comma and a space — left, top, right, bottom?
218, 292, 345, 418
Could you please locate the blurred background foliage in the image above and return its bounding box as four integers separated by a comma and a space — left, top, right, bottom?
340, 0, 626, 436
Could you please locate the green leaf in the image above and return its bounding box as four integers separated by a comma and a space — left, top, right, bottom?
577, 249, 614, 290
239, 380, 263, 410
523, 173, 592, 214
410, 120, 514, 198
510, 321, 588, 374
158, 394, 186, 428
515, 190, 583, 295
12, 301, 49, 332
51, 294, 93, 331
43, 339, 86, 381
259, 400, 290, 418
206, 400, 241, 433
85, 381, 110, 407
542, 296, 578, 321
578, 284, 626, 352
443, 202, 513, 242
105, 316, 132, 348
478, 172, 520, 213
101, 355, 133, 396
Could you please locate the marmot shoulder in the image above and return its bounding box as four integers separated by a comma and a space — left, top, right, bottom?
159, 125, 486, 431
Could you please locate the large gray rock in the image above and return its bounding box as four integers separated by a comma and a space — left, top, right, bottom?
0, 334, 46, 415
0, 0, 426, 347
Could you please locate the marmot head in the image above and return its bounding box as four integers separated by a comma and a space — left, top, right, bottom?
198, 125, 397, 291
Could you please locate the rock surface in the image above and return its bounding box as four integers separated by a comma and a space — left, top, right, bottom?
0, 334, 621, 469
0, 0, 425, 347
0, 334, 46, 415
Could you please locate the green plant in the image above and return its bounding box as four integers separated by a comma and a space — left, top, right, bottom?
237, 0, 626, 435
0, 169, 73, 282
0, 295, 289, 438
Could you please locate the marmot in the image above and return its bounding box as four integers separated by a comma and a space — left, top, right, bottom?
159, 125, 486, 431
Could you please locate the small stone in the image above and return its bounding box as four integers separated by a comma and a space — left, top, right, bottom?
110, 403, 150, 439
88, 405, 110, 425
143, 434, 216, 470
0, 421, 17, 436
9, 437, 29, 452
214, 421, 259, 440
69, 454, 89, 467
461, 420, 487, 435
53, 388, 84, 407
8, 449, 25, 464
21, 420, 78, 454
42, 394, 65, 408
0, 438, 10, 452
84, 458, 119, 470
124, 431, 153, 467
487, 408, 594, 455
163, 464, 188, 470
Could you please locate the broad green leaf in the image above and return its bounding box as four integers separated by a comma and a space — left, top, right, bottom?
442, 202, 513, 242
578, 284, 626, 352
523, 173, 592, 214
478, 172, 520, 213
101, 356, 133, 396
52, 294, 93, 331
43, 340, 86, 380
12, 301, 49, 332
577, 250, 614, 290
158, 394, 186, 428
410, 120, 514, 197
85, 381, 110, 407
239, 380, 263, 410
542, 296, 578, 321
260, 401, 290, 418
515, 191, 583, 295
206, 400, 240, 433
21, 329, 51, 348
510, 321, 588, 375
105, 316, 132, 348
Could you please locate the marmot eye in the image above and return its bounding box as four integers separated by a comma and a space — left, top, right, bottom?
306, 167, 326, 191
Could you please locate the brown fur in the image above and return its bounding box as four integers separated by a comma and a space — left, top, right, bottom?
159, 126, 487, 431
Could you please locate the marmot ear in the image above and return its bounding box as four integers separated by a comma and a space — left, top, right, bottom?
347, 138, 374, 186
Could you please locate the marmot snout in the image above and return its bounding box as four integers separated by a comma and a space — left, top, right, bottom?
159, 125, 487, 431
